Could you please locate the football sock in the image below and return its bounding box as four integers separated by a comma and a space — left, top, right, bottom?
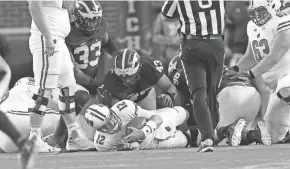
216, 126, 230, 140
0, 111, 24, 147
54, 92, 86, 138
54, 117, 66, 138
67, 122, 78, 135
241, 130, 256, 145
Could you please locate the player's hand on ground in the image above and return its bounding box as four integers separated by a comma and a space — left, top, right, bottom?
157, 94, 174, 108
123, 127, 145, 143
118, 141, 140, 151
45, 38, 56, 57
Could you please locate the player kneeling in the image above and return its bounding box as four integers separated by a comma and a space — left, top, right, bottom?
84, 100, 190, 151
215, 71, 271, 146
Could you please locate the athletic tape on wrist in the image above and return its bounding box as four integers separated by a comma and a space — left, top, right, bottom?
141, 120, 157, 137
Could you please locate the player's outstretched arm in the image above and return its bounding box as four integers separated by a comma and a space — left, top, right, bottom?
28, 1, 53, 42
251, 29, 290, 77
95, 50, 113, 85
0, 55, 11, 98
66, 44, 102, 89
156, 74, 184, 106
235, 40, 257, 73
102, 32, 118, 57
124, 114, 163, 143
160, 0, 179, 23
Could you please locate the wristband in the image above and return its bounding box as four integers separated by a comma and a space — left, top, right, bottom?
141, 120, 157, 137
232, 65, 239, 72
248, 70, 255, 79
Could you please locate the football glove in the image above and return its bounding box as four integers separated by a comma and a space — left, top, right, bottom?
157, 93, 174, 108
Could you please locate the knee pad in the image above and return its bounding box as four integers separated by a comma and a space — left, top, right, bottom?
277, 87, 290, 104
58, 87, 75, 115
29, 88, 50, 116
74, 90, 90, 115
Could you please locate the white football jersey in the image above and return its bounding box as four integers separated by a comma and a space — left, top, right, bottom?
93, 100, 154, 151
247, 13, 290, 89
29, 0, 71, 38
0, 84, 58, 113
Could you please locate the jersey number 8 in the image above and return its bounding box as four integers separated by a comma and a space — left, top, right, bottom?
74, 41, 101, 69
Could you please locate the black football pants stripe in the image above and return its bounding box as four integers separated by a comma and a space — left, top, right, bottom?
40, 35, 49, 90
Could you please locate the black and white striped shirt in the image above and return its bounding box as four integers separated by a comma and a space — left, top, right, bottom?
161, 0, 225, 36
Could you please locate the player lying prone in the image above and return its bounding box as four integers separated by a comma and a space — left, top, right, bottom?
84, 100, 191, 151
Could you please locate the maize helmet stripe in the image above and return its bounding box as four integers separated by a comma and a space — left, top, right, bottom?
88, 107, 106, 121
121, 49, 128, 70
78, 0, 102, 19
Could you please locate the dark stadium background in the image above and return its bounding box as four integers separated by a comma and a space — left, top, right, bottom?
0, 1, 164, 87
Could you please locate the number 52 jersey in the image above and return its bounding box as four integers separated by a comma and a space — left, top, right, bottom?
247, 13, 290, 88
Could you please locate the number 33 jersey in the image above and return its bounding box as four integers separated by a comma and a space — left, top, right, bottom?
65, 19, 108, 78
247, 13, 290, 88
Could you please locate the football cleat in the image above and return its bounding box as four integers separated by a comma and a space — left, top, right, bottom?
197, 139, 214, 152
43, 134, 66, 149
66, 129, 96, 152
29, 133, 61, 153
257, 121, 271, 145
229, 119, 247, 146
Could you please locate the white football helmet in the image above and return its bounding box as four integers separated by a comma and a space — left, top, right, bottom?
85, 104, 122, 134
14, 77, 35, 87
249, 0, 282, 26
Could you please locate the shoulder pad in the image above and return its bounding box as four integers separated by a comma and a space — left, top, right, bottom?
141, 57, 164, 74
95, 18, 108, 38
276, 14, 290, 33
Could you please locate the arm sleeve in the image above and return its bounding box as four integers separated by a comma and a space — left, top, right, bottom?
161, 0, 178, 19
276, 15, 290, 35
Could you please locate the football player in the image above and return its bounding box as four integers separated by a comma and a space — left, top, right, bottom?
66, 0, 117, 94
228, 0, 290, 143
216, 69, 271, 146
28, 0, 93, 153
0, 57, 36, 169
0, 77, 94, 151
103, 48, 183, 110
167, 56, 271, 147
47, 0, 118, 147
84, 100, 189, 151
0, 77, 59, 153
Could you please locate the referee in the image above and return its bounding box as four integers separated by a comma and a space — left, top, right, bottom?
161, 0, 225, 152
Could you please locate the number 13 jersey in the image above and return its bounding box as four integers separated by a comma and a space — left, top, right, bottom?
65, 19, 108, 78
247, 13, 290, 88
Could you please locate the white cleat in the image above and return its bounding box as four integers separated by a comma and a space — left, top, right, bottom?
66, 129, 95, 152
257, 121, 271, 145
29, 134, 61, 153
229, 119, 247, 147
